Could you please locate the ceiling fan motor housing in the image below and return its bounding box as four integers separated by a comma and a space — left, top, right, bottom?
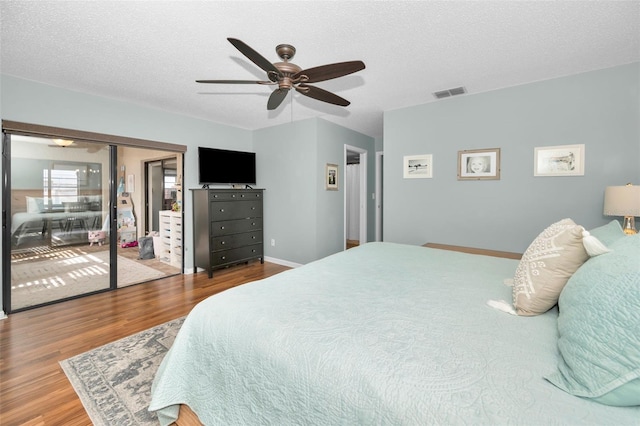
274, 61, 302, 90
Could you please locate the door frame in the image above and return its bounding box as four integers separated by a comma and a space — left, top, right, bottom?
375, 151, 383, 242
343, 144, 367, 249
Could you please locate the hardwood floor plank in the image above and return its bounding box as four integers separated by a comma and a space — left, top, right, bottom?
0, 261, 290, 425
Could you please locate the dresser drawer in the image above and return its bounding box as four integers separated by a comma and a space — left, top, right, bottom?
211, 244, 262, 267
210, 200, 262, 220
212, 230, 262, 251
209, 191, 262, 201
210, 218, 262, 236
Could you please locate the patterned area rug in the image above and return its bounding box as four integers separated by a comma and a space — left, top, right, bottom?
60, 317, 185, 426
11, 250, 166, 309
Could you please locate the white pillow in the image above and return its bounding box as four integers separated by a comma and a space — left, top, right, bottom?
25, 196, 44, 213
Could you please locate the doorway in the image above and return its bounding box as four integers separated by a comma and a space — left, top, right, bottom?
376, 151, 383, 241
145, 158, 178, 235
344, 145, 367, 250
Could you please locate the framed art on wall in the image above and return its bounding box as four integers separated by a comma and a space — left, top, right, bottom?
127, 174, 135, 193
326, 163, 338, 190
403, 154, 433, 179
458, 148, 501, 180
534, 144, 585, 176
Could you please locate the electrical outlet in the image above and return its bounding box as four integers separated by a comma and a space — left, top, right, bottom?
271, 239, 276, 247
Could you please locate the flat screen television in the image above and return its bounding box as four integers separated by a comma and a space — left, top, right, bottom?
198, 147, 257, 186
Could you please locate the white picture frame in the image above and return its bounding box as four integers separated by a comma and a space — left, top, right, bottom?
534, 144, 585, 177
457, 148, 500, 180
127, 174, 135, 192
326, 163, 338, 190
403, 154, 433, 179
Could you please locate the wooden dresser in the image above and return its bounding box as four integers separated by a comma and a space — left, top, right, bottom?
192, 188, 264, 278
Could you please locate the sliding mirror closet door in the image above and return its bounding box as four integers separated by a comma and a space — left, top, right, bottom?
115, 147, 182, 289
8, 135, 111, 311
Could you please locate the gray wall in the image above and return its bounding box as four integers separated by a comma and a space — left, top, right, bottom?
1, 74, 254, 276
254, 118, 375, 265
254, 120, 320, 264
383, 63, 640, 253
1, 74, 375, 277
316, 119, 376, 257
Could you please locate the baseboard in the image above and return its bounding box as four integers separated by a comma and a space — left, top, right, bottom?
264, 256, 302, 269
184, 258, 300, 275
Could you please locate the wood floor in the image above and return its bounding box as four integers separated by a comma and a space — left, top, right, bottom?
0, 260, 290, 426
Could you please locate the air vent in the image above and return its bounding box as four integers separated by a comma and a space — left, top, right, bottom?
433, 86, 467, 99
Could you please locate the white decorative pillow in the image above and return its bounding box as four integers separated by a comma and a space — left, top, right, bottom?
512, 218, 589, 316
25, 196, 45, 213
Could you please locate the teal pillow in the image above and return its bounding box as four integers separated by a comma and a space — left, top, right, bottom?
588, 220, 625, 247
546, 234, 640, 406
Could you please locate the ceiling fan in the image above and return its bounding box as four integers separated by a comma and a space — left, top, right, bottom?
197, 38, 365, 110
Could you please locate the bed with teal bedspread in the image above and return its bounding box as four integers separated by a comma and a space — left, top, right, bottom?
149, 242, 640, 424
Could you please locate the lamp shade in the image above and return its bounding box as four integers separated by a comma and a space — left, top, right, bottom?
603, 185, 640, 217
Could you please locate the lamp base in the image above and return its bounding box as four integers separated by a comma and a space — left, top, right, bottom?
622, 216, 637, 235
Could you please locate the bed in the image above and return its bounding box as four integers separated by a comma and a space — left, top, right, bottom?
11, 210, 105, 245
149, 221, 640, 425
11, 200, 105, 246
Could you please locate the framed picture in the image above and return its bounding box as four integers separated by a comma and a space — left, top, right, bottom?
534, 144, 585, 176
403, 154, 433, 179
326, 163, 338, 190
127, 174, 135, 193
458, 148, 501, 180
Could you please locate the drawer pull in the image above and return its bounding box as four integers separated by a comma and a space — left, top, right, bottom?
252, 249, 256, 253
220, 226, 225, 230
252, 236, 256, 239
252, 222, 256, 226
220, 208, 225, 212
221, 256, 226, 260
251, 207, 256, 210
221, 241, 226, 245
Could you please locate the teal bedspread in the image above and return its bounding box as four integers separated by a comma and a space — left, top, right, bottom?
149, 242, 639, 424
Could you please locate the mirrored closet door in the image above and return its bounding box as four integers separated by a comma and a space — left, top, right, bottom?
7, 135, 111, 311
3, 128, 184, 313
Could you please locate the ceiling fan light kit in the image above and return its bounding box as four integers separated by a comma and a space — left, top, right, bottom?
197, 38, 365, 110
53, 139, 74, 147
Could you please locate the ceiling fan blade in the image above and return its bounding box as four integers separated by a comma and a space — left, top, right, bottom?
295, 84, 350, 107
294, 60, 365, 83
227, 38, 283, 81
196, 79, 274, 85
267, 89, 289, 110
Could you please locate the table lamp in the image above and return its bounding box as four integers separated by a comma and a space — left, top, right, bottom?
604, 183, 640, 234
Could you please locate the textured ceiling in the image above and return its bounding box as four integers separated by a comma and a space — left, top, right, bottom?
1, 1, 639, 139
